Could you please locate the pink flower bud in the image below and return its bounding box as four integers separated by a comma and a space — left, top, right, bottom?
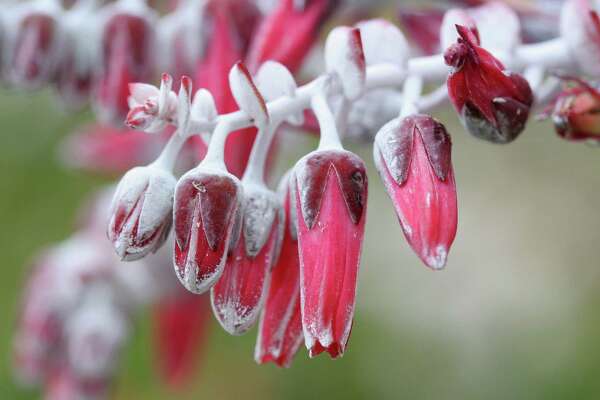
445, 25, 533, 143
211, 184, 281, 335
229, 61, 269, 127
126, 74, 178, 132
398, 9, 445, 55
374, 115, 457, 270
108, 166, 176, 261
561, 0, 600, 77
173, 167, 243, 294
255, 173, 303, 367
546, 77, 600, 142
325, 26, 366, 100
356, 19, 410, 69
94, 9, 156, 125
293, 149, 368, 358
10, 10, 61, 89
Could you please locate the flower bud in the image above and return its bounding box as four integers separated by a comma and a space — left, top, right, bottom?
445, 25, 533, 143
293, 149, 368, 358
255, 173, 303, 367
229, 61, 269, 127
94, 5, 156, 125
211, 183, 281, 335
561, 0, 600, 77
547, 77, 600, 142
356, 19, 410, 69
173, 167, 243, 294
126, 74, 178, 133
374, 115, 457, 270
325, 26, 366, 100
108, 166, 176, 261
255, 60, 303, 125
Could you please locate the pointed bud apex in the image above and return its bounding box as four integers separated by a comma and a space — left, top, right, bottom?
108, 166, 176, 261
356, 19, 410, 69
229, 61, 269, 126
126, 77, 177, 132
445, 25, 533, 143
293, 149, 368, 358
440, 10, 476, 51
255, 173, 303, 367
325, 26, 366, 100
173, 167, 243, 294
255, 61, 303, 125
561, 0, 600, 77
374, 115, 457, 270
177, 76, 193, 133
211, 184, 281, 335
191, 88, 218, 123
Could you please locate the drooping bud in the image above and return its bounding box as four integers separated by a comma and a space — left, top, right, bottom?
229, 61, 269, 127
445, 25, 533, 143
560, 0, 600, 77
545, 76, 600, 143
325, 26, 366, 100
173, 167, 243, 294
255, 173, 304, 367
94, 3, 156, 125
108, 165, 176, 261
373, 115, 457, 270
211, 183, 281, 335
126, 73, 178, 132
293, 149, 368, 358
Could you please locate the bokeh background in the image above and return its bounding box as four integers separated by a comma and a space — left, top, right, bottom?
2, 79, 600, 400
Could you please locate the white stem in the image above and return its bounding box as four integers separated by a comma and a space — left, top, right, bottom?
150, 130, 186, 171
201, 118, 233, 169
417, 85, 449, 111
312, 88, 343, 150
242, 120, 279, 185
523, 65, 546, 92
400, 75, 423, 117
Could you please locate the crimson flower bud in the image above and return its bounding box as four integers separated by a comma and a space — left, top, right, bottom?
293, 149, 368, 358
374, 115, 457, 270
445, 25, 533, 143
173, 167, 243, 294
10, 8, 62, 89
108, 166, 176, 261
94, 7, 156, 125
211, 183, 282, 335
547, 77, 600, 142
255, 173, 303, 367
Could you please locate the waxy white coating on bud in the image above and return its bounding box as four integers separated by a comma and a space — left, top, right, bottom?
191, 88, 218, 123
229, 61, 269, 127
356, 19, 410, 69
561, 0, 600, 77
325, 26, 366, 100
255, 60, 303, 125
241, 183, 280, 258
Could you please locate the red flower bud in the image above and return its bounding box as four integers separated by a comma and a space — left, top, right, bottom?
255, 174, 303, 367
293, 149, 368, 358
374, 115, 457, 270
108, 166, 176, 261
211, 184, 281, 335
547, 77, 600, 142
173, 168, 243, 294
445, 25, 533, 143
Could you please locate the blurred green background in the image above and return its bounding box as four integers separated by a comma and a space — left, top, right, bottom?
3, 87, 600, 400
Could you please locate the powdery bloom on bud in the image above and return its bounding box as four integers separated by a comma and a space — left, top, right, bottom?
544, 77, 600, 142
374, 115, 457, 270
191, 88, 218, 124
211, 184, 281, 335
10, 9, 62, 89
229, 61, 269, 127
173, 167, 243, 294
293, 149, 368, 358
356, 19, 410, 69
255, 61, 303, 125
445, 25, 533, 143
126, 74, 178, 132
561, 0, 600, 77
255, 173, 304, 367
108, 166, 176, 261
325, 26, 366, 101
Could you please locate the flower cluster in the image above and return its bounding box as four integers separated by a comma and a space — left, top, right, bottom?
9, 0, 600, 396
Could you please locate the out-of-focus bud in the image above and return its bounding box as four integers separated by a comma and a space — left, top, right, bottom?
45, 366, 110, 400
126, 73, 177, 132
10, 2, 63, 89
356, 19, 409, 69
398, 9, 445, 55
373, 115, 457, 270
229, 61, 269, 127
255, 60, 303, 125
247, 0, 334, 73
94, 2, 156, 125
191, 88, 218, 124
293, 149, 367, 358
441, 2, 521, 53
211, 183, 281, 335
445, 25, 533, 143
173, 167, 243, 294
108, 165, 176, 261
255, 173, 303, 368
560, 0, 600, 77
325, 26, 366, 100
544, 77, 600, 142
